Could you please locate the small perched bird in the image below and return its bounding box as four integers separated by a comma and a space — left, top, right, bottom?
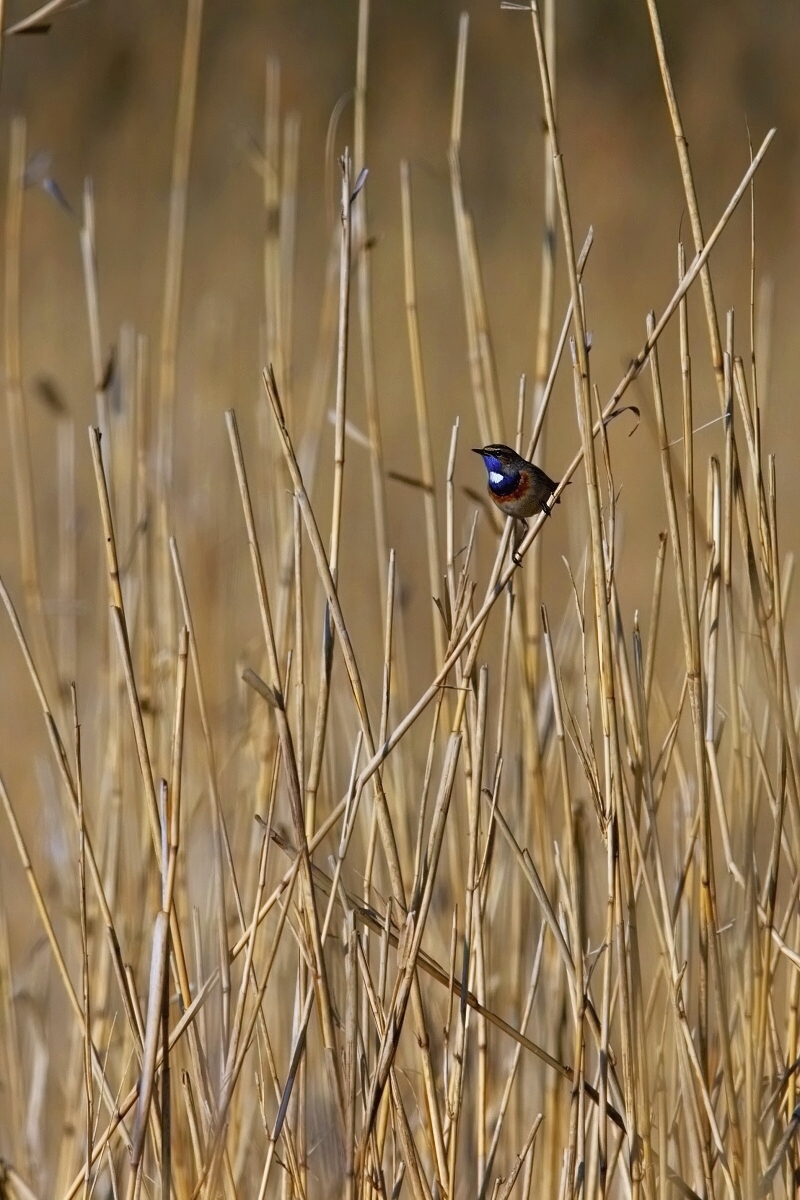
473, 444, 561, 562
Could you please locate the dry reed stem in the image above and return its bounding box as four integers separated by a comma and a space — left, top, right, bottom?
72, 686, 93, 1200
56, 413, 77, 690
449, 15, 494, 448
304, 153, 354, 892
0, 875, 27, 1180
155, 0, 202, 484
5, 0, 66, 35
400, 158, 444, 669
4, 116, 59, 707
353, 0, 392, 620
153, 0, 203, 724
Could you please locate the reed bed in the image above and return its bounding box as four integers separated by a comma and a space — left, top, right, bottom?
0, 2, 795, 1198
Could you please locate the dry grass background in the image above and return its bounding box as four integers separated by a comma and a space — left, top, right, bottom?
1, 1, 800, 1197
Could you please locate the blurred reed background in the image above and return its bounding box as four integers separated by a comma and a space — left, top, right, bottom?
1, 1, 800, 1197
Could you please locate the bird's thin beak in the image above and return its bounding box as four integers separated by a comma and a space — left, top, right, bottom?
471, 448, 484, 456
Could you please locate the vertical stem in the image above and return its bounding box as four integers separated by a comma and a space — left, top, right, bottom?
400, 159, 444, 668
154, 0, 203, 717
5, 116, 59, 706
354, 0, 392, 613
527, 0, 557, 689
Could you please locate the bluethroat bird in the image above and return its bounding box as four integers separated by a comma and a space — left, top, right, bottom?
473, 444, 561, 564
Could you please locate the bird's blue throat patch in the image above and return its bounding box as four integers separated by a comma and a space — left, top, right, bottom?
484, 458, 521, 496
482, 453, 504, 474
